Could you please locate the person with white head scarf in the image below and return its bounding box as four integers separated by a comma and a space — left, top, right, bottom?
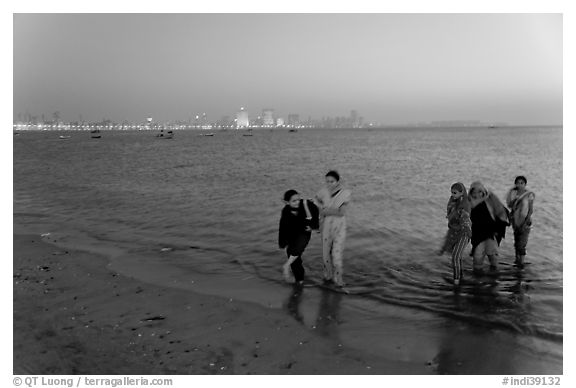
468, 181, 510, 274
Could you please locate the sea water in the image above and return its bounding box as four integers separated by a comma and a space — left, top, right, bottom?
13, 126, 562, 369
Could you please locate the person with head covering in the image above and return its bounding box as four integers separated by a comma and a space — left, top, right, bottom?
506, 175, 536, 267
315, 170, 351, 287
468, 181, 510, 274
278, 189, 320, 286
438, 182, 472, 285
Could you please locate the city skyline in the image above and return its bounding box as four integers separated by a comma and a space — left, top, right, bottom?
14, 106, 366, 126
13, 14, 562, 125
14, 105, 512, 130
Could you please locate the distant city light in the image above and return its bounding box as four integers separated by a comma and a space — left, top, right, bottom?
14, 108, 389, 131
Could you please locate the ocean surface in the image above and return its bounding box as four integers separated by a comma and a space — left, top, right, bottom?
13, 126, 563, 368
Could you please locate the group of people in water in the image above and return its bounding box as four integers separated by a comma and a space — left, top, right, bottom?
278, 170, 351, 288
279, 171, 535, 288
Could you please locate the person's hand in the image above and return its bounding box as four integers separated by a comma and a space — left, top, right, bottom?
520, 218, 532, 230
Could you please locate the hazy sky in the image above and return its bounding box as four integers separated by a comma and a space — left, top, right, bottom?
13, 13, 562, 125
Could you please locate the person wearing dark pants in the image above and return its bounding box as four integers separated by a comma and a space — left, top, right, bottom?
278, 189, 319, 285
506, 176, 535, 267
285, 234, 310, 283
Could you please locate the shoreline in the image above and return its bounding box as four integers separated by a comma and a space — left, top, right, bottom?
13, 232, 433, 374
13, 222, 562, 375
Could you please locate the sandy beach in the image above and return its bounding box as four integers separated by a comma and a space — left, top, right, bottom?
13, 229, 562, 375
13, 232, 435, 375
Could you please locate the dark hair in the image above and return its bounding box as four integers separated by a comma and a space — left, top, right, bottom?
450, 182, 466, 193
325, 170, 340, 181
515, 176, 527, 185
283, 189, 299, 202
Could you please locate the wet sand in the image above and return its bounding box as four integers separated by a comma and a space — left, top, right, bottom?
13, 225, 562, 375
13, 233, 431, 374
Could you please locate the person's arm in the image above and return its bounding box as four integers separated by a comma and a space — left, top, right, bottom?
278, 215, 288, 249
307, 200, 320, 230
314, 190, 324, 207
505, 189, 515, 209
460, 209, 472, 238
523, 197, 535, 227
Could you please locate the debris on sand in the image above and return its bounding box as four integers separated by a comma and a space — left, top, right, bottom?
141, 315, 166, 322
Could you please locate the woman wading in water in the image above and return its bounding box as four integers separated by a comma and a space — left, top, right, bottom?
278, 189, 319, 285
315, 171, 351, 287
438, 182, 472, 285
506, 176, 535, 268
468, 181, 509, 275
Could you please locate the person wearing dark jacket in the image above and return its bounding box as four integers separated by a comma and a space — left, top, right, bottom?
468, 181, 510, 274
279, 189, 320, 285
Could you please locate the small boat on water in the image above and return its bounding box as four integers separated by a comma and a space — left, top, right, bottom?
202, 133, 215, 137
91, 129, 101, 139
289, 128, 298, 133
155, 129, 174, 139
243, 129, 253, 136
59, 135, 71, 140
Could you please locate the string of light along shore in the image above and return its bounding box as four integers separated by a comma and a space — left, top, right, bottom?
13, 106, 504, 131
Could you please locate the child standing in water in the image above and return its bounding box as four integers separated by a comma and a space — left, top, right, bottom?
278, 190, 319, 285
438, 182, 472, 285
506, 176, 536, 267
315, 171, 351, 287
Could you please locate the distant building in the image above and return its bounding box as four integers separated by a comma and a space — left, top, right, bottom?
262, 109, 274, 126
236, 107, 249, 128
350, 110, 358, 128
287, 114, 300, 127
276, 117, 284, 127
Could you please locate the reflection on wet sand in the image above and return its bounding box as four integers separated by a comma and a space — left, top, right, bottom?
434, 269, 538, 374
315, 289, 343, 339
284, 285, 305, 323
283, 286, 343, 341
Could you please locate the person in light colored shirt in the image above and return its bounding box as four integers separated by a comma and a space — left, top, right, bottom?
506, 176, 535, 268
315, 170, 351, 287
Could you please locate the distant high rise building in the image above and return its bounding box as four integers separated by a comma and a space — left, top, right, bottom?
236, 107, 249, 128
276, 117, 284, 127
287, 114, 300, 127
350, 110, 358, 128
262, 109, 274, 126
